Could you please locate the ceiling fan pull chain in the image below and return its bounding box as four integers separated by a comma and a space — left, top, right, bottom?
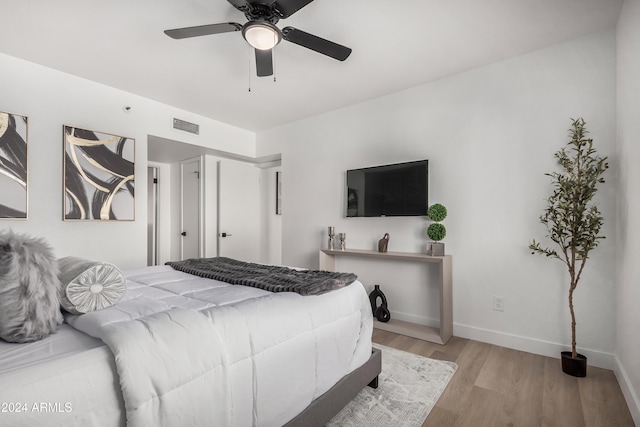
273, 30, 277, 83
273, 49, 277, 83
248, 47, 252, 92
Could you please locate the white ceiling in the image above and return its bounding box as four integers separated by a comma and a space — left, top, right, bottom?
1, 0, 623, 132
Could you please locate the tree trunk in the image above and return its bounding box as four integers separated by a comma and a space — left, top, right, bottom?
569, 281, 577, 359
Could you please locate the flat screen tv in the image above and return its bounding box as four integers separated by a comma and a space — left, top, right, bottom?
346, 160, 428, 217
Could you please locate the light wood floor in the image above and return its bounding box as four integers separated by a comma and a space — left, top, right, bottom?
372, 329, 636, 427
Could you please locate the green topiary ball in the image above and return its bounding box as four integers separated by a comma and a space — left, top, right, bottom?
427, 203, 447, 222
427, 223, 446, 242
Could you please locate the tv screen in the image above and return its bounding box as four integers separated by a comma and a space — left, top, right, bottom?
346, 160, 428, 217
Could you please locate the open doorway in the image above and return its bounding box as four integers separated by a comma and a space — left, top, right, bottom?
147, 134, 281, 265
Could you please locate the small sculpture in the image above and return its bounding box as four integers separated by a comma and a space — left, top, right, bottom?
338, 233, 346, 250
377, 233, 389, 253
328, 226, 335, 250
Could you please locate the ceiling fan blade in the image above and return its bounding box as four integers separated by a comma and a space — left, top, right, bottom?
274, 0, 314, 18
226, 0, 249, 12
282, 27, 352, 61
255, 49, 274, 77
164, 23, 242, 39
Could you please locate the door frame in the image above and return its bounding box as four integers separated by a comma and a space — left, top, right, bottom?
147, 166, 159, 266
148, 161, 172, 265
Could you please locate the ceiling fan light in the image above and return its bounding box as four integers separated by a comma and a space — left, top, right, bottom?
243, 23, 281, 50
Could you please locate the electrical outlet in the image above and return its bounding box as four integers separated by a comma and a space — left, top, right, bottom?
493, 296, 505, 312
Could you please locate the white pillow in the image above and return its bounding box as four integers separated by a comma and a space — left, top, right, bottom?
58, 257, 126, 314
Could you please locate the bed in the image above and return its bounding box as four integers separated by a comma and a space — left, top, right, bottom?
0, 261, 380, 427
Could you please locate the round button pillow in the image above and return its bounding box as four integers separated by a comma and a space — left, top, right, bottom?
58, 256, 126, 314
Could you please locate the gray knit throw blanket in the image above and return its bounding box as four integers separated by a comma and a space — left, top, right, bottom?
166, 257, 357, 296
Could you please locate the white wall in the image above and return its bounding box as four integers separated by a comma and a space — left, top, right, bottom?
616, 0, 640, 422
257, 31, 618, 367
0, 52, 255, 268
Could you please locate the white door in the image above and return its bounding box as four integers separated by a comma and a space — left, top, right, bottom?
218, 160, 261, 263
181, 158, 201, 260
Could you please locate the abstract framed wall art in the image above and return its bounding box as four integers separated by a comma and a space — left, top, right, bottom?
63, 125, 135, 221
0, 111, 28, 219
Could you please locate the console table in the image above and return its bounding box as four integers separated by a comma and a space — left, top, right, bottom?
320, 249, 453, 345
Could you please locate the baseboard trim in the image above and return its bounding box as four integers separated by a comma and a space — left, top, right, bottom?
454, 323, 615, 370
613, 355, 640, 425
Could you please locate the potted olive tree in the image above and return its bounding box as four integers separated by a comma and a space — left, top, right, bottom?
427, 203, 447, 256
529, 118, 608, 377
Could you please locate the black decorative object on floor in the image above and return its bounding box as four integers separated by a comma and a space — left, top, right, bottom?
369, 285, 390, 323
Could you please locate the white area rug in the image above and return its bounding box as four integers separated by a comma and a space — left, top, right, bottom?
327, 344, 458, 427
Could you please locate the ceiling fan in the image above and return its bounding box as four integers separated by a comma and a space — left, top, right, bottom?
164, 0, 352, 77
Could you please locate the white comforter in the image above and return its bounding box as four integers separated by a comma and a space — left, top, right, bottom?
64, 265, 373, 427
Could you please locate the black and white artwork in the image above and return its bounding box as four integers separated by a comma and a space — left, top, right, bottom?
64, 126, 135, 221
0, 111, 28, 219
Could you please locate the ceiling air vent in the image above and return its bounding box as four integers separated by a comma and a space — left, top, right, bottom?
173, 118, 199, 135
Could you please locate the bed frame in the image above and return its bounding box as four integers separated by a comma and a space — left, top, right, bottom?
285, 347, 382, 426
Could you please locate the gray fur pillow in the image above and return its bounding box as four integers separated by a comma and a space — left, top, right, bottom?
0, 230, 63, 343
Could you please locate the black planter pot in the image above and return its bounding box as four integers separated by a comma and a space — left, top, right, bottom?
561, 351, 587, 377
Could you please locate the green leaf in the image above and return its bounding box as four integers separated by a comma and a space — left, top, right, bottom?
427, 203, 448, 222
427, 223, 446, 241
